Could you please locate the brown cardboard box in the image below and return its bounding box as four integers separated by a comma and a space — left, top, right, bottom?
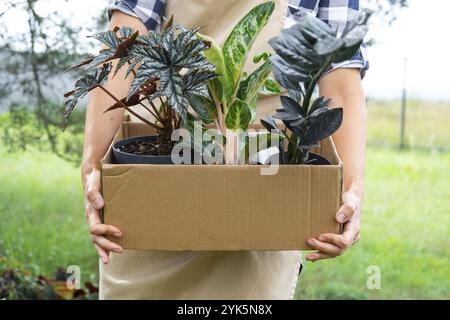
101, 121, 342, 250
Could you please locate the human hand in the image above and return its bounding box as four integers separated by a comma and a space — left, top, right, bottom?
305, 189, 361, 262
83, 167, 123, 264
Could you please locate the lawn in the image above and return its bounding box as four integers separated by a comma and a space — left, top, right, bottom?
0, 151, 97, 284
1, 146, 449, 299
295, 146, 450, 299
0, 100, 449, 299
366, 99, 450, 150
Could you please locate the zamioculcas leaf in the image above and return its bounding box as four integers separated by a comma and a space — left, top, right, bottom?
222, 1, 275, 92
270, 55, 309, 84
303, 108, 343, 145
236, 59, 272, 104
225, 99, 252, 131
272, 65, 300, 90
308, 96, 331, 115
260, 117, 276, 130
280, 95, 304, 116
288, 89, 303, 104
272, 111, 302, 121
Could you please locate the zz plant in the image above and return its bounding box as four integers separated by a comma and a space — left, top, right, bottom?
261, 10, 371, 164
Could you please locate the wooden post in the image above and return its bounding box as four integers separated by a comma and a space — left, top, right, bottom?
400, 57, 407, 149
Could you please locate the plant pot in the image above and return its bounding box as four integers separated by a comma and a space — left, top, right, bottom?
112, 135, 174, 164
282, 152, 331, 165
304, 152, 331, 165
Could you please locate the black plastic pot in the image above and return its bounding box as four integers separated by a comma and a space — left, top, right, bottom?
304, 152, 331, 165
282, 152, 331, 165
112, 135, 174, 164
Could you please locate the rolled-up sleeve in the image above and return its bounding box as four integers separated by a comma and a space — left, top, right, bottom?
287, 0, 369, 78
108, 0, 167, 31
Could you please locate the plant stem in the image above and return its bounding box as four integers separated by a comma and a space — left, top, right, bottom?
208, 84, 224, 134
138, 101, 160, 122
159, 96, 166, 114
302, 64, 329, 114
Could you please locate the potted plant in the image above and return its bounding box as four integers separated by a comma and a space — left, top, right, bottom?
259, 10, 371, 165
194, 1, 278, 164
97, 4, 371, 251
63, 18, 218, 164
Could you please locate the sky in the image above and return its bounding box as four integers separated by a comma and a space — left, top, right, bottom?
2, 0, 450, 101
363, 0, 450, 100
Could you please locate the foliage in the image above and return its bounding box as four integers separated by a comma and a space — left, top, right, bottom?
186, 1, 278, 164
64, 18, 217, 155
2, 135, 449, 300
0, 0, 407, 163
0, 0, 104, 162
262, 11, 370, 164
295, 146, 450, 300
0, 265, 98, 300
0, 105, 84, 164
64, 63, 112, 127
198, 1, 276, 135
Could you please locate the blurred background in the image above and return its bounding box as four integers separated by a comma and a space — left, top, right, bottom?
0, 0, 448, 300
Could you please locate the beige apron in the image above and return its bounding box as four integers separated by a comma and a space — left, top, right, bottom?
100, 0, 302, 300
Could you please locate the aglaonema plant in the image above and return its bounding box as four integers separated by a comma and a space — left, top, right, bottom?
64, 17, 217, 156
261, 10, 371, 164
194, 1, 278, 163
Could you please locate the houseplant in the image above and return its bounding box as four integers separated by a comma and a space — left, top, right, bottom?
63, 2, 278, 165
261, 10, 371, 164
195, 1, 279, 164
98, 4, 371, 251
63, 18, 218, 164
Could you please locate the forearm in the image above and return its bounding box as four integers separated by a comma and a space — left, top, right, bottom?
319, 68, 366, 200
81, 11, 148, 181
81, 86, 125, 175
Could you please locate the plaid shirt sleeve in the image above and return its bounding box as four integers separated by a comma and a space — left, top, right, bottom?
287, 0, 369, 77
108, 0, 368, 76
108, 0, 167, 31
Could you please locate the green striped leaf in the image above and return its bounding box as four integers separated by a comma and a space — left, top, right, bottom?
222, 1, 275, 94
225, 99, 252, 131
236, 59, 273, 104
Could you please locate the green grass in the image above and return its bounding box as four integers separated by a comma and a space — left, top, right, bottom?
1, 146, 449, 299
0, 150, 97, 283
0, 100, 449, 299
366, 99, 450, 150
295, 147, 450, 299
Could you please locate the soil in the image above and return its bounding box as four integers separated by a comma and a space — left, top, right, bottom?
118, 137, 175, 156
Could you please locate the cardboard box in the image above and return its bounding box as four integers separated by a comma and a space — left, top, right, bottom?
101, 121, 343, 250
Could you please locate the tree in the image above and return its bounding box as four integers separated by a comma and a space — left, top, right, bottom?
0, 0, 106, 163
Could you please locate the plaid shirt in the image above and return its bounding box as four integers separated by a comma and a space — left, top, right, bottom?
108, 0, 369, 76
